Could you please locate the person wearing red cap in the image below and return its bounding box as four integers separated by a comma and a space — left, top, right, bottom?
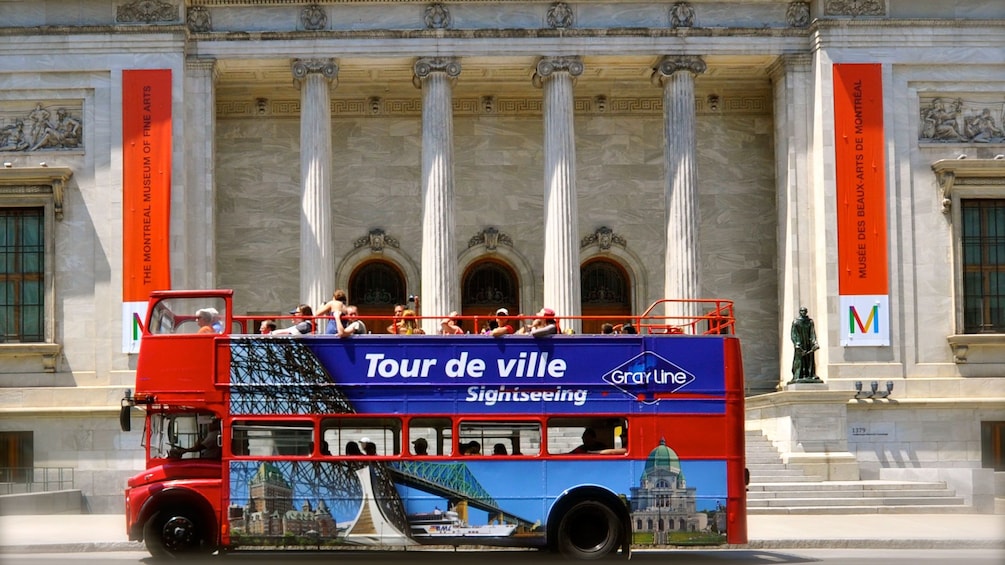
522, 307, 559, 337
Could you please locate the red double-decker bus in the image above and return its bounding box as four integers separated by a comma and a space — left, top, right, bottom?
121, 289, 746, 559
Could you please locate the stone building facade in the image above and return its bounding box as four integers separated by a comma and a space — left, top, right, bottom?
0, 0, 1003, 512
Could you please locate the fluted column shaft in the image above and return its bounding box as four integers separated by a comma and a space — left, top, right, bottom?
182, 57, 217, 290
654, 56, 706, 320
536, 56, 583, 331
414, 58, 461, 333
293, 58, 338, 311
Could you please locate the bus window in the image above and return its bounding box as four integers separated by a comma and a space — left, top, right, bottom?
148, 296, 227, 335
231, 421, 314, 456
408, 417, 452, 456
322, 417, 401, 456
547, 417, 628, 455
458, 421, 541, 456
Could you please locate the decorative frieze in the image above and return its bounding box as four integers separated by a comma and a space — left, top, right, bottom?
215, 93, 769, 118
116, 0, 179, 24
824, 0, 886, 17
919, 96, 1005, 144
354, 228, 400, 253
0, 103, 84, 153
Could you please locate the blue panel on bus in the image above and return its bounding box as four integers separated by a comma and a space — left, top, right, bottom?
304, 335, 725, 394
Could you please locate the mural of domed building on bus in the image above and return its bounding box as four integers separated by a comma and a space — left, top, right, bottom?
629, 439, 727, 545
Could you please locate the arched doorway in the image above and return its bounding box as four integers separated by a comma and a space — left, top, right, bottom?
461, 259, 519, 334
581, 258, 631, 334
348, 260, 407, 334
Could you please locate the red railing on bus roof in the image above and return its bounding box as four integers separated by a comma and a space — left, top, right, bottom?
230, 298, 735, 336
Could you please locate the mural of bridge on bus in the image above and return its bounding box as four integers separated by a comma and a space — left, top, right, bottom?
224, 338, 729, 549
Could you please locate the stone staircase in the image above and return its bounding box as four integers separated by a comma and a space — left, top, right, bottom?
745, 430, 972, 514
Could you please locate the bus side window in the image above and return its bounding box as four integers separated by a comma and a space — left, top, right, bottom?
231, 421, 313, 457
458, 421, 541, 457
321, 417, 402, 456
408, 417, 452, 456
547, 417, 628, 455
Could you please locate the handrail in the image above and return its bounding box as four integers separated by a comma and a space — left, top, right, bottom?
230, 298, 735, 336
0, 466, 75, 495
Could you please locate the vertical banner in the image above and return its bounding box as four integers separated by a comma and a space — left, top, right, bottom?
122, 69, 172, 353
833, 64, 889, 346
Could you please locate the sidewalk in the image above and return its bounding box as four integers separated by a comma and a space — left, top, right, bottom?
0, 513, 1002, 554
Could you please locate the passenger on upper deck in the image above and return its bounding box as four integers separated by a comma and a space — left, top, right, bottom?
440, 311, 464, 335
272, 304, 314, 335
259, 320, 277, 334
400, 309, 424, 334
332, 305, 367, 338
387, 303, 405, 334
195, 308, 217, 334
316, 289, 347, 334
517, 307, 560, 337
489, 308, 515, 337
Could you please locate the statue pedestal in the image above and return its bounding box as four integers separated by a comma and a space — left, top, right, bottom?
746, 389, 860, 481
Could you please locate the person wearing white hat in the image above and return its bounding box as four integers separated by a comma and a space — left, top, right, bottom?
490, 307, 515, 337
360, 438, 377, 455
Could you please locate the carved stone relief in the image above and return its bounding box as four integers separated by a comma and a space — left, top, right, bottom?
547, 2, 574, 29
669, 2, 695, 29
786, 2, 811, 28
353, 228, 400, 253
187, 5, 212, 32
824, 0, 886, 17
301, 4, 327, 31
116, 0, 178, 24
468, 227, 513, 252
581, 226, 627, 251
0, 103, 84, 153
424, 3, 451, 30
919, 96, 1005, 144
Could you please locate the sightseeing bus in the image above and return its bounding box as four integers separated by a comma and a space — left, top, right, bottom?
121, 289, 747, 559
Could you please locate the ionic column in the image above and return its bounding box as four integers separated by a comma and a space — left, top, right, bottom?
292, 58, 338, 311
534, 56, 583, 331
182, 57, 218, 289
652, 55, 706, 321
414, 57, 461, 333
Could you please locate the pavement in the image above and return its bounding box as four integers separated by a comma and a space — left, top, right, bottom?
0, 513, 1002, 554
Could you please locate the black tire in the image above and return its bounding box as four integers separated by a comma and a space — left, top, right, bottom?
143, 510, 208, 558
555, 500, 623, 560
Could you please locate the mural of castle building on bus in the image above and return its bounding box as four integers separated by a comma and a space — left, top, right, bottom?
629, 439, 725, 545
228, 462, 340, 542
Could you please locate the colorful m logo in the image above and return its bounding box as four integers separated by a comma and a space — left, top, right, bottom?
849, 304, 880, 334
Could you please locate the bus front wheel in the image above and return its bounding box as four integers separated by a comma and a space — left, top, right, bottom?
555, 500, 623, 560
143, 510, 207, 558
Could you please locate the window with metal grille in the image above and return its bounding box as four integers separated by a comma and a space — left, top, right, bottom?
581, 259, 629, 306
1, 208, 44, 343
462, 260, 516, 307
962, 199, 1005, 333
349, 261, 405, 307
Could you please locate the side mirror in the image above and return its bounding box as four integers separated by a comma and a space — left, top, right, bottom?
119, 389, 133, 432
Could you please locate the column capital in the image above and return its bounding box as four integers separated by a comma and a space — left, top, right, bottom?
412, 57, 462, 87
532, 56, 584, 88
291, 58, 339, 88
185, 56, 219, 81
651, 55, 706, 87
767, 53, 813, 81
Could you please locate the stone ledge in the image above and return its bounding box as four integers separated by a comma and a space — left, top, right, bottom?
0, 343, 62, 373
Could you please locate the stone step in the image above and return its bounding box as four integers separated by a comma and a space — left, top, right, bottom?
748, 488, 955, 499
749, 475, 824, 483
748, 480, 951, 492
747, 495, 966, 508
748, 504, 976, 515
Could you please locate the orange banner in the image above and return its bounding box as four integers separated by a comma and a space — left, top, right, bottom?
122, 69, 172, 301
833, 64, 888, 296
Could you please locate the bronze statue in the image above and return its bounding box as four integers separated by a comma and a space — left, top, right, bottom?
790, 306, 821, 383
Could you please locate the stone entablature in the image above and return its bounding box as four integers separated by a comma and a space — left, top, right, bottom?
217, 93, 770, 118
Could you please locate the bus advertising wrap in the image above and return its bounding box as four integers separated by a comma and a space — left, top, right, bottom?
832, 63, 890, 346
122, 69, 172, 353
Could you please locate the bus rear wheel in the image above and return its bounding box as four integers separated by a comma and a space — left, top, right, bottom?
555, 500, 623, 560
143, 510, 207, 558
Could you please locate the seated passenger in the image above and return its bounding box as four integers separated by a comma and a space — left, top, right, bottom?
493, 443, 508, 456
332, 305, 367, 338
461, 440, 481, 455
272, 304, 314, 335
412, 437, 429, 455
195, 308, 216, 334
344, 441, 363, 456
569, 428, 607, 454
517, 307, 560, 337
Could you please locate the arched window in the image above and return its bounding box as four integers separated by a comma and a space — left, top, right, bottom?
581, 258, 631, 334
462, 259, 518, 327
348, 260, 406, 333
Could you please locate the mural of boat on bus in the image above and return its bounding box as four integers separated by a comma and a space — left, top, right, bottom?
225, 439, 727, 549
